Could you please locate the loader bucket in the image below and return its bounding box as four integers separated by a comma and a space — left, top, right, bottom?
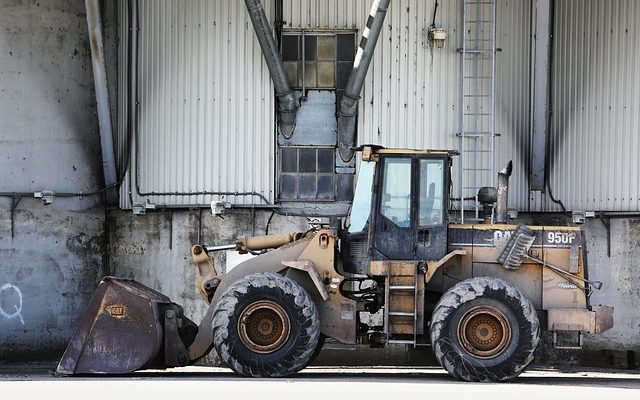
56, 277, 197, 375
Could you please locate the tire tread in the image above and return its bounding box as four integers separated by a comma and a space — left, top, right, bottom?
212, 272, 320, 377
430, 276, 540, 382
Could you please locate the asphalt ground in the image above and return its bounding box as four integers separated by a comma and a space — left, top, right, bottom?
1, 363, 639, 400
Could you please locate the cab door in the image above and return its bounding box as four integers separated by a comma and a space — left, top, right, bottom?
371, 155, 449, 261
414, 157, 448, 261
371, 156, 415, 260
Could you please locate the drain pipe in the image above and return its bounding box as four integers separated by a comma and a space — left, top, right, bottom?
245, 0, 298, 138
337, 0, 391, 162
85, 0, 118, 205
496, 161, 513, 224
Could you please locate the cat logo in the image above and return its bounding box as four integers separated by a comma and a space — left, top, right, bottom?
106, 305, 126, 317
493, 230, 512, 242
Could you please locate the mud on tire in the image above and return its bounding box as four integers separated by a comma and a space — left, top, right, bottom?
212, 272, 320, 377
429, 277, 540, 382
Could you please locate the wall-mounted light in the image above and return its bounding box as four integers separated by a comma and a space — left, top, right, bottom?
211, 200, 231, 217
429, 27, 448, 49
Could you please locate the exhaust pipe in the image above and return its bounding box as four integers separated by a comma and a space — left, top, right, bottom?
245, 0, 298, 138
496, 161, 513, 224
337, 0, 391, 162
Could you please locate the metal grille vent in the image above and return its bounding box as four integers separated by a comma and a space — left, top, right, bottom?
498, 224, 535, 270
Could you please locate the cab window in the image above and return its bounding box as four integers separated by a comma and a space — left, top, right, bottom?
348, 161, 375, 233
380, 158, 412, 228
419, 159, 445, 226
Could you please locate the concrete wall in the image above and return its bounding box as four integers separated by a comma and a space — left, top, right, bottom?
106, 208, 310, 364
106, 208, 309, 323
0, 0, 105, 360
582, 217, 640, 351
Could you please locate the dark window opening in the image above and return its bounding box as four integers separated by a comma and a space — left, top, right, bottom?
278, 31, 357, 203
281, 32, 355, 92
279, 147, 336, 201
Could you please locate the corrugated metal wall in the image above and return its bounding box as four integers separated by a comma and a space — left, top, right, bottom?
284, 0, 532, 211
118, 0, 531, 210
117, 0, 640, 212
284, 0, 463, 150
118, 0, 276, 208
536, 0, 640, 212
495, 0, 532, 212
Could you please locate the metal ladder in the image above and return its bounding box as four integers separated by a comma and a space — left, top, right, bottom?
457, 0, 498, 223
384, 263, 421, 347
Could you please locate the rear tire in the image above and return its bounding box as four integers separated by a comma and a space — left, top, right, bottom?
212, 272, 320, 377
429, 277, 540, 382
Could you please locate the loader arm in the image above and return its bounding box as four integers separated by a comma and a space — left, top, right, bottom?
188, 229, 358, 361
190, 245, 219, 303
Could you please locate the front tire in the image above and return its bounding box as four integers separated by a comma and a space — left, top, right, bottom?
430, 277, 540, 382
212, 272, 320, 377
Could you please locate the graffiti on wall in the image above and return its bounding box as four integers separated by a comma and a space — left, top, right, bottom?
0, 283, 25, 325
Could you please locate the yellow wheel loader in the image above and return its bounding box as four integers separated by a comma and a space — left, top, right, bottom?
57, 146, 613, 382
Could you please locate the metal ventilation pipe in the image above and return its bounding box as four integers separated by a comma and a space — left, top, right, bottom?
496, 160, 513, 224
86, 0, 118, 205
245, 0, 298, 138
337, 0, 391, 162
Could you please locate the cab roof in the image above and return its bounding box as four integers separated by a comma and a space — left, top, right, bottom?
358, 145, 459, 161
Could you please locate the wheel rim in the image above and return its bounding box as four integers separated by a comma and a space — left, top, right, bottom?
238, 300, 291, 354
457, 305, 511, 359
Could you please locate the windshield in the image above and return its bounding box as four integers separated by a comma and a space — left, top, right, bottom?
348, 161, 375, 233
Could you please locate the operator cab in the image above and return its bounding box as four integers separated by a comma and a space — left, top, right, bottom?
341, 146, 457, 275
